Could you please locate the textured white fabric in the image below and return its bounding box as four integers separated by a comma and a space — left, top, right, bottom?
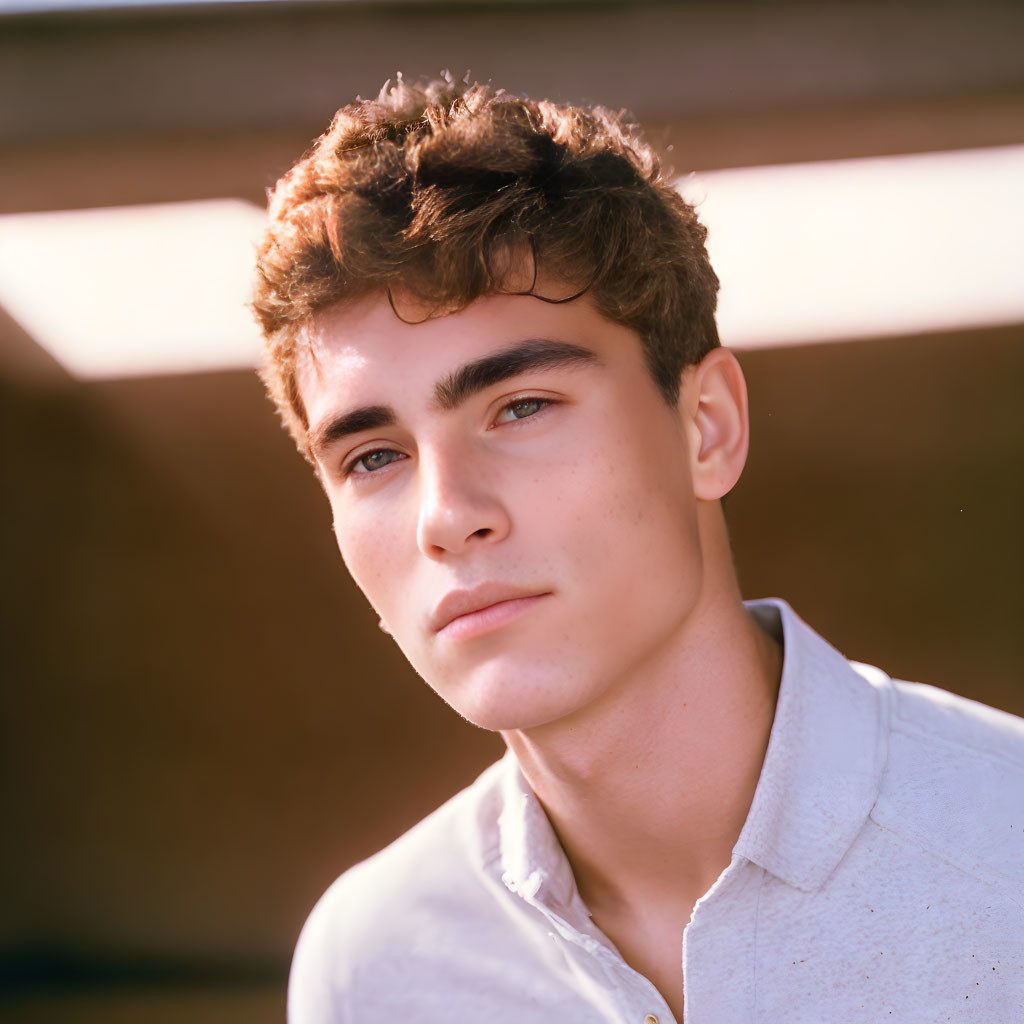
288, 600, 1024, 1022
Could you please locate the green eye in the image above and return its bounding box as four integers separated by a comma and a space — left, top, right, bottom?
499, 398, 547, 423
352, 449, 403, 474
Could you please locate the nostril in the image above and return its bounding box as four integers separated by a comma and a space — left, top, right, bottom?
472, 528, 491, 538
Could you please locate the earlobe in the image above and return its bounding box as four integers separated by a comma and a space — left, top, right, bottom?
684, 348, 750, 501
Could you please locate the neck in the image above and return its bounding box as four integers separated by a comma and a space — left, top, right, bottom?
501, 524, 782, 917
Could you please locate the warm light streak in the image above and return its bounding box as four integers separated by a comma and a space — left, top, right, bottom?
0, 199, 267, 379
678, 144, 1024, 348
0, 147, 1021, 381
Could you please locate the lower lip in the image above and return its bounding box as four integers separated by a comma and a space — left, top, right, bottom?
439, 594, 549, 642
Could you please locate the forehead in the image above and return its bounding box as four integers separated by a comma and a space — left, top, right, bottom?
295, 290, 632, 422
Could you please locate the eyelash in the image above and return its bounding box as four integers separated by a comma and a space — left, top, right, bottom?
491, 395, 552, 426
341, 395, 555, 478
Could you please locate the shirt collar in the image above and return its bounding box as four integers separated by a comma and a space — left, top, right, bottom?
497, 751, 581, 913
496, 599, 890, 909
735, 598, 889, 891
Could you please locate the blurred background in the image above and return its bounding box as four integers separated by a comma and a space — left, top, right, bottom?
1, 1, 1022, 1020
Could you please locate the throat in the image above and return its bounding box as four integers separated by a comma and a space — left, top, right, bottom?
589, 894, 692, 1023
501, 597, 782, 1021
503, 594, 782, 878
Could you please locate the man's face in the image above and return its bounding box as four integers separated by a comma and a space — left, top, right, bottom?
297, 291, 708, 732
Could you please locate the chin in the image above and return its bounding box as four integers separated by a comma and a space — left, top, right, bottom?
422, 655, 594, 733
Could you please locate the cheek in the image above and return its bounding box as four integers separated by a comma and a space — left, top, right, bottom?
561, 421, 693, 534
332, 505, 405, 614
562, 430, 700, 589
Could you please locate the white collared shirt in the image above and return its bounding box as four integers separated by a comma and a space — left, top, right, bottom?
288, 600, 1024, 1022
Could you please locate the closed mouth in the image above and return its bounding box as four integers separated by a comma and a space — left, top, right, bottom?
432, 585, 550, 635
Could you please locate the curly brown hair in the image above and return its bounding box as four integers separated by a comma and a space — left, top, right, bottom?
252, 77, 720, 453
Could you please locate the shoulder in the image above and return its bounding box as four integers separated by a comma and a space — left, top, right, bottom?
886, 673, 1024, 766
287, 756, 511, 1023
867, 669, 1024, 885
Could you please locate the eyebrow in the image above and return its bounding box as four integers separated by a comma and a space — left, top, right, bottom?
307, 338, 599, 462
433, 339, 599, 410
308, 404, 396, 462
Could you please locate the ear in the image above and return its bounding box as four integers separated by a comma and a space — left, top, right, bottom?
681, 347, 750, 501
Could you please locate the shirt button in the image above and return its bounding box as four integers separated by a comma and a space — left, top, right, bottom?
644, 1016, 659, 1024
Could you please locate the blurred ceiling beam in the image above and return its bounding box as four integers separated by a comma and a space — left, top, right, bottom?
2, 1, 1022, 142
3, 90, 1024, 217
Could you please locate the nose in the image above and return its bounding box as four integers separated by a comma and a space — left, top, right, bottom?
415, 446, 511, 558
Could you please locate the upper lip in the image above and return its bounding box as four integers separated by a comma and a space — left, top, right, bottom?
430, 583, 548, 633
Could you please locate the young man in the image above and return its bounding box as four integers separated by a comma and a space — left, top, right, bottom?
253, 81, 1023, 1022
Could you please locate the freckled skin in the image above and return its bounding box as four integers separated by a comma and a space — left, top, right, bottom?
297, 291, 706, 732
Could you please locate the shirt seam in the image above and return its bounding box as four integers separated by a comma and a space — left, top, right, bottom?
888, 717, 1024, 772
750, 866, 765, 1023
865, 813, 1024, 910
